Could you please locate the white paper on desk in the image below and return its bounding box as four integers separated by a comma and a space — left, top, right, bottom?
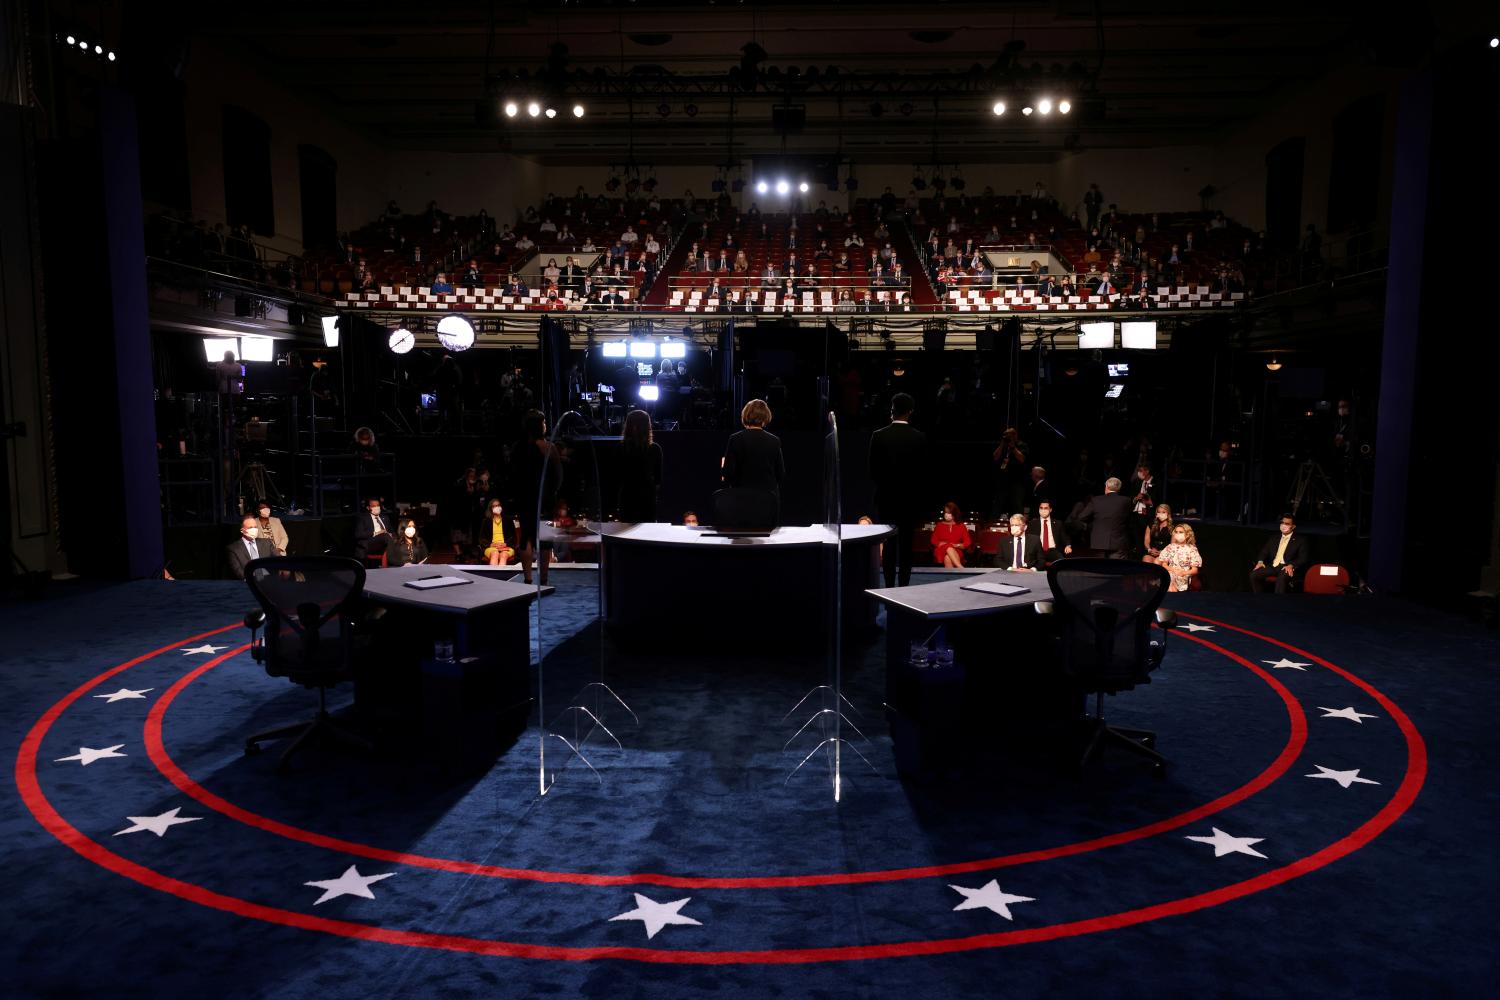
961, 581, 1031, 597
403, 576, 474, 590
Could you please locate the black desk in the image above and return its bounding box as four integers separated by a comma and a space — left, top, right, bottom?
867, 571, 1073, 778
362, 565, 544, 765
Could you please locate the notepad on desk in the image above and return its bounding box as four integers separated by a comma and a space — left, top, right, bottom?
960, 581, 1031, 597
403, 575, 474, 590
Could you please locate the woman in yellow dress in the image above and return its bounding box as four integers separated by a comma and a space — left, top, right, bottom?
483, 499, 514, 566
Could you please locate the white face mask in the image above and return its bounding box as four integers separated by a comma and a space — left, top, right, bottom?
404, 526, 417, 538
492, 509, 502, 519
1010, 525, 1025, 536
258, 509, 270, 519
1173, 534, 1187, 545
244, 527, 259, 539
370, 507, 380, 516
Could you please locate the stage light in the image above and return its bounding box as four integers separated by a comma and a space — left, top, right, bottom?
572, 104, 585, 118
992, 101, 1006, 116
527, 102, 541, 117
660, 340, 687, 359
79, 40, 88, 50
94, 44, 103, 54
66, 35, 75, 45
798, 181, 810, 193
601, 341, 628, 358
637, 385, 660, 402
388, 328, 415, 355
756, 180, 769, 194
1121, 320, 1158, 350
1078, 320, 1114, 349
1021, 105, 1034, 116
1265, 355, 1283, 372
240, 336, 274, 362
202, 337, 238, 363
503, 102, 518, 117
1037, 98, 1052, 115
629, 341, 657, 359
320, 315, 340, 348
436, 315, 475, 352
545, 107, 557, 119
775, 179, 790, 195
1058, 99, 1071, 114
1491, 37, 1499, 48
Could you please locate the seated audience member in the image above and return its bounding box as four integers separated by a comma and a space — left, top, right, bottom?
833, 252, 851, 273
505, 274, 529, 297
619, 226, 639, 245
644, 233, 660, 254
996, 512, 1043, 571
353, 495, 393, 561
483, 499, 514, 567
815, 239, 833, 260
1157, 523, 1203, 592
845, 231, 865, 249
683, 511, 700, 527
733, 250, 750, 273
930, 502, 973, 569
549, 500, 576, 563
543, 258, 560, 284
461, 259, 484, 288
1249, 514, 1308, 593
538, 217, 557, 234
1028, 500, 1073, 561
1144, 503, 1174, 562
226, 514, 275, 580
514, 233, 536, 253
253, 500, 289, 556
430, 272, 455, 294
387, 518, 429, 567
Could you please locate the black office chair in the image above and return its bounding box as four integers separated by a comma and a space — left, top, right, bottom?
711, 487, 780, 532
1034, 559, 1178, 771
241, 555, 377, 770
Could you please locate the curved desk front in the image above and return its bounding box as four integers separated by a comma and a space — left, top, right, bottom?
601, 522, 893, 640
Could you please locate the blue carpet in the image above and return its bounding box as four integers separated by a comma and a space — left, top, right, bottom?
3, 577, 1498, 998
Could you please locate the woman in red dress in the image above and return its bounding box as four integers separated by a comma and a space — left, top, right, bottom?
930, 501, 972, 568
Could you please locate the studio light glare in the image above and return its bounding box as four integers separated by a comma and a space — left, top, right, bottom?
775, 179, 790, 195
572, 104, 585, 118
1037, 98, 1053, 115
436, 315, 475, 352
992, 101, 1006, 116
320, 315, 340, 348
798, 181, 810, 193
526, 102, 541, 117
503, 102, 518, 117
756, 180, 769, 194
544, 107, 557, 119
1058, 99, 1071, 114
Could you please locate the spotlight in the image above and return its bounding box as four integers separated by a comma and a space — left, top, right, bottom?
992, 101, 1006, 116
66, 35, 75, 45
775, 179, 790, 195
79, 40, 88, 50
798, 181, 810, 193
94, 44, 103, 54
387, 328, 415, 355
527, 102, 541, 117
320, 315, 340, 348
1058, 99, 1071, 114
504, 102, 519, 117
545, 107, 557, 119
601, 341, 627, 358
1492, 37, 1499, 48
1037, 98, 1053, 115
1265, 355, 1283, 372
572, 104, 585, 118
436, 315, 475, 352
629, 340, 657, 359
637, 385, 660, 402
1022, 105, 1034, 116
756, 180, 769, 194
660, 340, 687, 359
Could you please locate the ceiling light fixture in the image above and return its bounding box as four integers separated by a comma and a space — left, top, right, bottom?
1265, 355, 1283, 372
992, 101, 1006, 116
1037, 98, 1053, 115
527, 102, 541, 117
503, 102, 518, 117
572, 104, 585, 118
1058, 99, 1071, 114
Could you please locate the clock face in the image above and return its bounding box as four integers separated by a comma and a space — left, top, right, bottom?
388, 329, 415, 354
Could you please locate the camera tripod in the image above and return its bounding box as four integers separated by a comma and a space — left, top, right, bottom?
1287, 459, 1345, 528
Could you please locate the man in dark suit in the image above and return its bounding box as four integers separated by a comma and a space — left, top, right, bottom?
996, 513, 1044, 571
867, 392, 928, 587
226, 514, 275, 580
1249, 514, 1309, 593
353, 495, 393, 561
1028, 499, 1073, 562
1078, 477, 1133, 558
1026, 465, 1051, 515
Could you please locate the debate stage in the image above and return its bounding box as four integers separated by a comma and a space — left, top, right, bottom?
4, 569, 1494, 998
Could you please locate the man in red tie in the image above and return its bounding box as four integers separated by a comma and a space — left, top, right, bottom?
1027, 500, 1073, 563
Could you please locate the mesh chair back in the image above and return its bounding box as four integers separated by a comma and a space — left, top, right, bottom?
244, 556, 366, 680
1046, 559, 1169, 690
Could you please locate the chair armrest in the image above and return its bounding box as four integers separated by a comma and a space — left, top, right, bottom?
1155, 608, 1178, 630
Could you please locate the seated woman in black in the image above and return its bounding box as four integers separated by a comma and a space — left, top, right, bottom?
616, 409, 664, 523
387, 518, 429, 567
721, 398, 785, 496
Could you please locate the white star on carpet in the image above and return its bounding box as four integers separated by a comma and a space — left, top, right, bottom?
94, 687, 153, 703
950, 880, 1036, 921
1185, 827, 1268, 859
54, 744, 127, 766
1305, 765, 1380, 789
180, 644, 228, 656
1262, 658, 1310, 671
1180, 623, 1217, 633
303, 865, 396, 905
609, 893, 702, 939
114, 807, 202, 838
1318, 706, 1378, 724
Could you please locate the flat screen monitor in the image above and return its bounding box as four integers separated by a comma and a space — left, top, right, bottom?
1121, 320, 1158, 350
1078, 321, 1114, 350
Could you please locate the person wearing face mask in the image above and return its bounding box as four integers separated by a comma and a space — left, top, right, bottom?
1027, 500, 1073, 563
1250, 514, 1308, 593
1143, 504, 1175, 562
353, 496, 393, 561
387, 518, 429, 567
253, 499, 289, 556
996, 513, 1043, 571
930, 502, 973, 569
1156, 523, 1203, 592
482, 500, 514, 567
1207, 441, 1238, 520
226, 514, 275, 579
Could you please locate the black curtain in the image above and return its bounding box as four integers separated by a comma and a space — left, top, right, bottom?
222, 105, 274, 235
1327, 95, 1385, 233
1264, 136, 1306, 251
298, 144, 337, 251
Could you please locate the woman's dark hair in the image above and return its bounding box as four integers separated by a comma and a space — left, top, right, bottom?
397, 517, 418, 543
943, 501, 964, 520
622, 409, 653, 450
522, 409, 546, 441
